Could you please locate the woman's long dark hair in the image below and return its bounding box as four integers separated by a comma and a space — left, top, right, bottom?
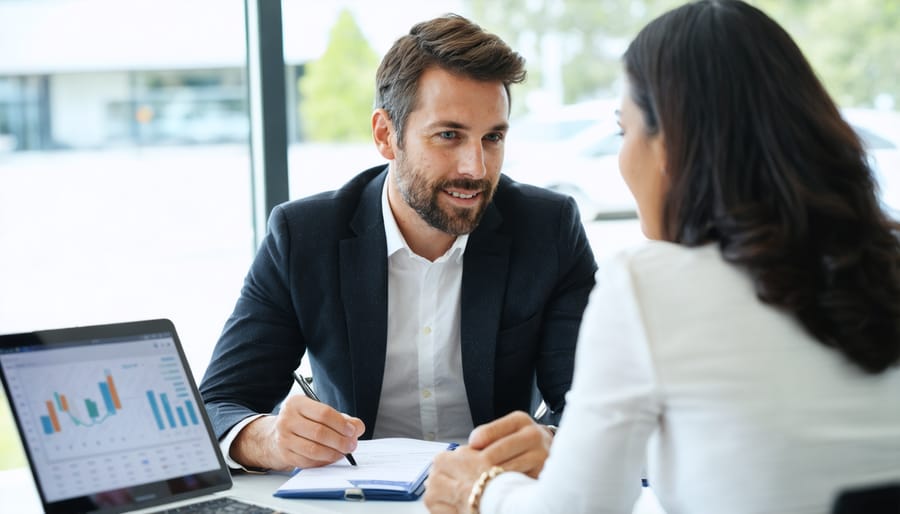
624, 0, 900, 373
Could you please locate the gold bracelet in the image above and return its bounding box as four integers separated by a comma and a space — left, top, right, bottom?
468, 465, 505, 514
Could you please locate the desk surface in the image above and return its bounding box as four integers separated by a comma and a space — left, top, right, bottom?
1, 467, 665, 513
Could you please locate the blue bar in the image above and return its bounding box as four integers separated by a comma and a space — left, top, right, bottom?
185, 400, 199, 425
146, 391, 164, 430
85, 399, 99, 419
99, 382, 116, 415
160, 393, 176, 428
176, 406, 187, 427
40, 415, 54, 435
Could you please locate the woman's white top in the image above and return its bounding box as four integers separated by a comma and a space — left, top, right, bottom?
481, 242, 900, 514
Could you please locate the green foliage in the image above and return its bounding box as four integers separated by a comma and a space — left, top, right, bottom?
467, 0, 683, 105
298, 9, 380, 142
466, 0, 898, 110
753, 0, 900, 108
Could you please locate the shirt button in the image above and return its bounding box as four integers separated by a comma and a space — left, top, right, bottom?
425, 432, 436, 441
422, 389, 432, 399
423, 326, 432, 335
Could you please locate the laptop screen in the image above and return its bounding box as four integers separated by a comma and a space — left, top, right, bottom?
0, 319, 232, 514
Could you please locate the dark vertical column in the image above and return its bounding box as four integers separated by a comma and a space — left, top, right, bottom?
14, 76, 30, 150
244, 0, 290, 250
36, 75, 51, 149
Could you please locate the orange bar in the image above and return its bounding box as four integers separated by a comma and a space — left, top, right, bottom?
45, 401, 61, 432
106, 374, 122, 410
60, 394, 69, 412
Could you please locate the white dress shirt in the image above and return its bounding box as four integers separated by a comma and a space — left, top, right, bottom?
481, 241, 900, 514
220, 179, 473, 467
373, 178, 473, 441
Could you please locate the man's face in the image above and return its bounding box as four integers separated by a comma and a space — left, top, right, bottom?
392, 67, 509, 236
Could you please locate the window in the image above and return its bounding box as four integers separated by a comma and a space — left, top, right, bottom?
2, 0, 896, 473
281, 0, 898, 257
0, 0, 253, 469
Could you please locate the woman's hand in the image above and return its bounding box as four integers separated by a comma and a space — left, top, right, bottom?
425, 411, 552, 512
424, 445, 491, 513
468, 411, 552, 478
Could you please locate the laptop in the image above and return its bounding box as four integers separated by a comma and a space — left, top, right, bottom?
0, 319, 279, 514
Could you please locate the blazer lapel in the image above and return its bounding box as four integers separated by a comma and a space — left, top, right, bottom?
460, 203, 510, 426
340, 170, 389, 438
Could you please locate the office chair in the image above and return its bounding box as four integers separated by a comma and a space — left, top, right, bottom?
831, 482, 900, 514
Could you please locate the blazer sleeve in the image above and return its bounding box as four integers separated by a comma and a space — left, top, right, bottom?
534, 197, 598, 424
198, 205, 306, 439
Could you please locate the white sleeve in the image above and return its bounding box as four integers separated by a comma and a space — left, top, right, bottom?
480, 254, 662, 514
219, 414, 266, 470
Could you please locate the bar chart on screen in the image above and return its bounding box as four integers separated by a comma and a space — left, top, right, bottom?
2, 340, 219, 499
15, 356, 203, 461
145, 355, 201, 431
38, 368, 124, 433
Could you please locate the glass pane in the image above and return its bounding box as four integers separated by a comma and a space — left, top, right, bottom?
281, 0, 643, 258
282, 0, 899, 256
282, 1, 458, 200
0, 0, 252, 435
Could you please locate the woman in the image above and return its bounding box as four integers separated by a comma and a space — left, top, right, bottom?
424, 1, 900, 513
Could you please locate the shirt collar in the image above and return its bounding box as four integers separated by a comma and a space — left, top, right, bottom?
381, 173, 468, 264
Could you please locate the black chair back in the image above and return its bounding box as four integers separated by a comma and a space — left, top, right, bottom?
832, 483, 900, 514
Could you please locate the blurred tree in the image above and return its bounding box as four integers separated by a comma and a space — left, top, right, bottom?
466, 0, 682, 107
298, 9, 379, 141
755, 0, 900, 109
466, 0, 898, 110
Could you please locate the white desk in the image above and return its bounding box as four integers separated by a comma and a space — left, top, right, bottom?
0, 467, 666, 513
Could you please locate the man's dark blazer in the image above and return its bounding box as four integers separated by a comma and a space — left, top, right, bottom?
199, 165, 597, 440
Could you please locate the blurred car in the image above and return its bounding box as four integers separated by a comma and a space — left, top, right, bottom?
504, 100, 635, 222
842, 108, 900, 216
155, 107, 249, 144
505, 103, 900, 224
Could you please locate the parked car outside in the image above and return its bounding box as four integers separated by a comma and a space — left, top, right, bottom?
504, 99, 635, 222
504, 103, 900, 224
842, 108, 900, 217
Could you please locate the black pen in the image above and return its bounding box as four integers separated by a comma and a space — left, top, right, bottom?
292, 371, 358, 466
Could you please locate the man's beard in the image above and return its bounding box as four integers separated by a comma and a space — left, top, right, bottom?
393, 157, 496, 236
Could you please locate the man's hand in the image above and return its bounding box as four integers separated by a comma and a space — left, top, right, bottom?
466, 410, 552, 478
230, 395, 365, 471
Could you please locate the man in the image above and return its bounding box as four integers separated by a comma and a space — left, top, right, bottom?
199, 14, 597, 476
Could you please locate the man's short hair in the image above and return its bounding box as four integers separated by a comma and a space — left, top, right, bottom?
375, 13, 526, 147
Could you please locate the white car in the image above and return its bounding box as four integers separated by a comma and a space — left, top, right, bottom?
842, 108, 900, 216
504, 104, 900, 223
504, 101, 635, 222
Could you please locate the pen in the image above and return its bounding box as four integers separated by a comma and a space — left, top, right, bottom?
292, 371, 358, 466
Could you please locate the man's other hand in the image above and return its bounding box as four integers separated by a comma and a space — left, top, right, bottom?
230, 395, 365, 471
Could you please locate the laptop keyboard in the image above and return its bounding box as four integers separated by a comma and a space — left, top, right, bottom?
150, 497, 281, 513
